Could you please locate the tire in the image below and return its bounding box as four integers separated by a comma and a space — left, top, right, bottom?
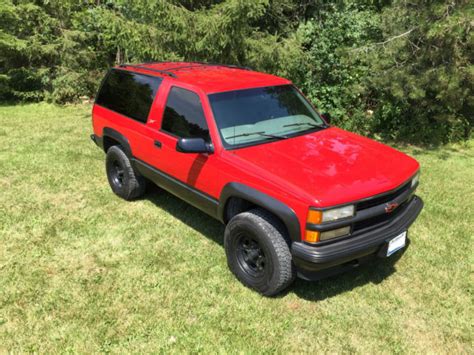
105, 145, 147, 200
224, 208, 296, 296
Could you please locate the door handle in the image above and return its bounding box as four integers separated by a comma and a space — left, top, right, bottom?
154, 140, 162, 148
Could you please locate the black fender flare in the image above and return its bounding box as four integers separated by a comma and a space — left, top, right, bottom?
102, 127, 132, 158
218, 182, 301, 242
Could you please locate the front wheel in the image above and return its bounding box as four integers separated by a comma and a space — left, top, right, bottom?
224, 208, 296, 296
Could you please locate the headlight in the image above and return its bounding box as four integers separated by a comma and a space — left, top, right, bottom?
411, 171, 420, 188
305, 205, 355, 243
320, 226, 351, 241
322, 205, 355, 222
307, 205, 355, 224
304, 225, 352, 244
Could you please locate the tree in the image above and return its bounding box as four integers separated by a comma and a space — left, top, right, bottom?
0, 0, 471, 143
356, 0, 473, 142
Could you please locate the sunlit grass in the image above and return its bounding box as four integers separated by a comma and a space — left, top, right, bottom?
0, 103, 472, 352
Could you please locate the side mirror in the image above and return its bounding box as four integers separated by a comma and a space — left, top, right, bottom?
176, 137, 213, 154
321, 112, 331, 124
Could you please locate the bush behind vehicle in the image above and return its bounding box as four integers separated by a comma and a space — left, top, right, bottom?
1, 0, 471, 143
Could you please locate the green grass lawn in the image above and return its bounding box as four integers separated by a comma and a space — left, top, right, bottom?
0, 103, 472, 353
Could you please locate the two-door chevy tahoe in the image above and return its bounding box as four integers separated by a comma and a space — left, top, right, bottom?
91, 62, 423, 296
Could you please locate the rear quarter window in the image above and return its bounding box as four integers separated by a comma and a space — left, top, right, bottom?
95, 69, 162, 123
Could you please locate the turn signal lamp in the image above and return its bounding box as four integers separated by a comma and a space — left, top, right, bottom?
304, 230, 320, 243
307, 209, 322, 224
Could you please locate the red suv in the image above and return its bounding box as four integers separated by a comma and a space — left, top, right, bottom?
91, 62, 423, 296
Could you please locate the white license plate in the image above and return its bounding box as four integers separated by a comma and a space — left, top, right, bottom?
387, 231, 407, 256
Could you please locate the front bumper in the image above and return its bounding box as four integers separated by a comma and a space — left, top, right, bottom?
292, 196, 423, 280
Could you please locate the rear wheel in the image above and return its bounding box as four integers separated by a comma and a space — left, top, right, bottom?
224, 208, 295, 296
105, 145, 146, 200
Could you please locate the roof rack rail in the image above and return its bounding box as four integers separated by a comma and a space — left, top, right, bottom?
118, 62, 253, 78
168, 62, 253, 71
139, 61, 253, 72
118, 64, 177, 78
205, 62, 253, 71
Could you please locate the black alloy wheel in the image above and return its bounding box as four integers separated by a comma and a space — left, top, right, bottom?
236, 234, 267, 278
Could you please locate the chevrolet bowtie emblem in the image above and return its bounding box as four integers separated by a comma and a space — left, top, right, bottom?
385, 202, 399, 213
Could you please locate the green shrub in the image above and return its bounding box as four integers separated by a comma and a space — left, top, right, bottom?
0, 0, 471, 143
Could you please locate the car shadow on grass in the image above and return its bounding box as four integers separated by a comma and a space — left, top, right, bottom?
145, 185, 225, 247
288, 249, 406, 301
145, 185, 406, 301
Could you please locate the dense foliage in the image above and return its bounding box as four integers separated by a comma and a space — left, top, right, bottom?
0, 0, 472, 143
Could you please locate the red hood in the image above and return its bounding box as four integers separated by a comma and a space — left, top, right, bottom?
227, 127, 419, 207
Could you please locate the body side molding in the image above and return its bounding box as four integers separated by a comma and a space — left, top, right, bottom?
133, 159, 219, 218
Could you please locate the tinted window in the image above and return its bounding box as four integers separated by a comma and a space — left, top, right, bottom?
208, 85, 325, 148
96, 69, 162, 123
161, 87, 210, 141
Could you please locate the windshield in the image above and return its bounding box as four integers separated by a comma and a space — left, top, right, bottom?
208, 85, 326, 149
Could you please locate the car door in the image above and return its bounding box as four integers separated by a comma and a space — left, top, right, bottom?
148, 83, 221, 200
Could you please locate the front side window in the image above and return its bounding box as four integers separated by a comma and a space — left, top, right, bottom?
95, 69, 162, 123
208, 85, 326, 149
161, 87, 210, 142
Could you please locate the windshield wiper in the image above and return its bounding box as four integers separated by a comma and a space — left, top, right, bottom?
225, 131, 287, 140
283, 122, 323, 128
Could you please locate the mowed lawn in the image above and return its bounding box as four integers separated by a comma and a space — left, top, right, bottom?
0, 103, 472, 353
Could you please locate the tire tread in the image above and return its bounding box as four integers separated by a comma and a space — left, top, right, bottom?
225, 208, 295, 296
106, 145, 146, 200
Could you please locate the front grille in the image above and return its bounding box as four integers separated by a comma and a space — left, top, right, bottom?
353, 200, 407, 233
311, 178, 416, 246
356, 181, 411, 211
